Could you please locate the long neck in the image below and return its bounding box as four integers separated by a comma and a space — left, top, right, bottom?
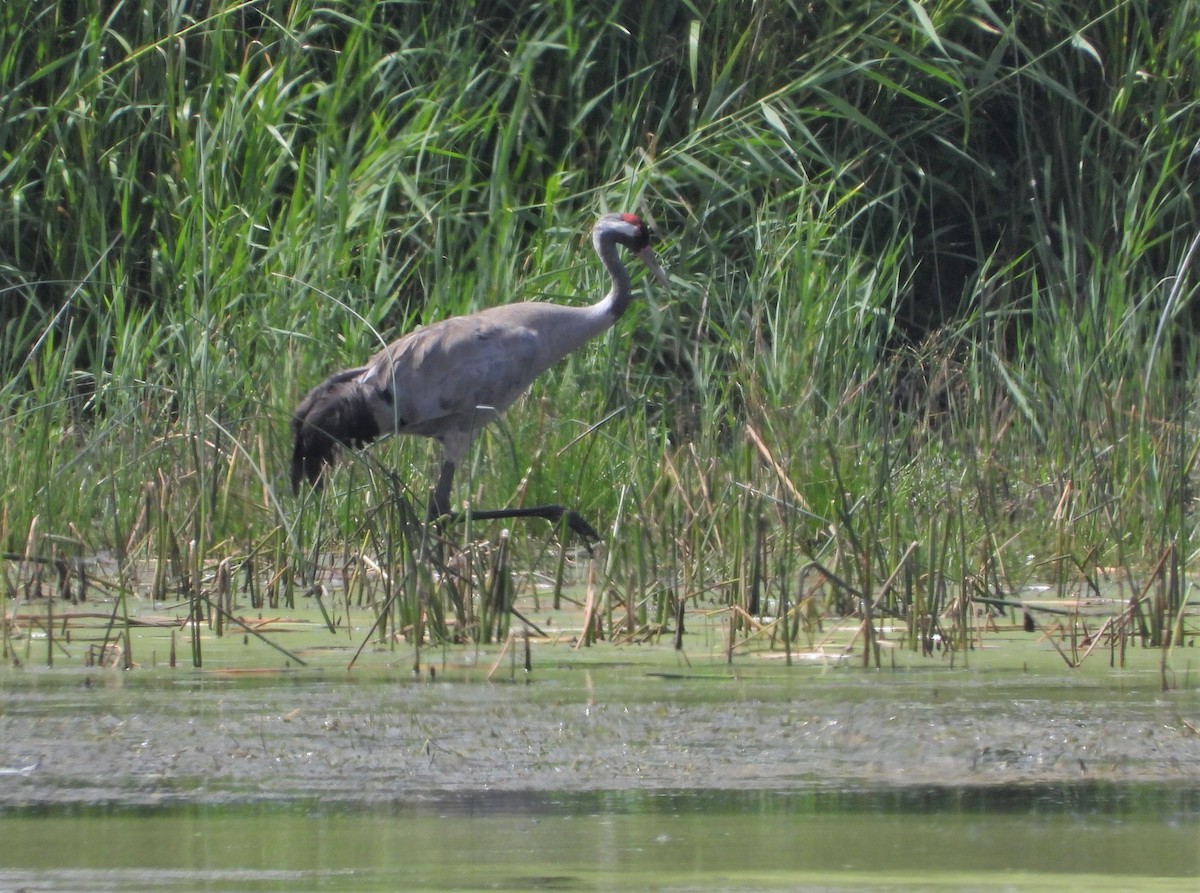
594, 229, 634, 319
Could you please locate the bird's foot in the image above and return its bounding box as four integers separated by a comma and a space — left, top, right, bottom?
559, 509, 602, 552
532, 506, 601, 553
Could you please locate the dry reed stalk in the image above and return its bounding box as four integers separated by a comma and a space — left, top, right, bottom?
744, 422, 810, 512
575, 560, 599, 649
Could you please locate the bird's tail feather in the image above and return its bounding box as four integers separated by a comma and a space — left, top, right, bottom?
290, 368, 381, 492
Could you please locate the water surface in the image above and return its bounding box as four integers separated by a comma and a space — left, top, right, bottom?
1, 648, 1198, 890
1, 785, 1196, 891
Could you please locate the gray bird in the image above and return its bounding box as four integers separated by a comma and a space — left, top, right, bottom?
290, 212, 668, 543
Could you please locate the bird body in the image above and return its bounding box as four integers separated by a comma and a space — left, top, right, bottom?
290, 212, 666, 538
362, 298, 617, 436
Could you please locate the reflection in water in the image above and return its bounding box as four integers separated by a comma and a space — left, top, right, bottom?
422, 780, 1200, 819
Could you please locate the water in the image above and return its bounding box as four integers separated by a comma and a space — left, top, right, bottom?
1, 648, 1198, 890
0, 785, 1196, 891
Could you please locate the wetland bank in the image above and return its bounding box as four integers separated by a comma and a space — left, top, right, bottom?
3, 644, 1200, 807
3, 553, 1200, 812
2, 552, 1199, 891
2, 612, 1200, 891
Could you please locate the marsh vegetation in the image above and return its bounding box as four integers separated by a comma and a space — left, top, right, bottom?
2, 0, 1198, 670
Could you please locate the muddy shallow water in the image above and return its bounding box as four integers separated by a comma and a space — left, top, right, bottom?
2, 656, 1199, 808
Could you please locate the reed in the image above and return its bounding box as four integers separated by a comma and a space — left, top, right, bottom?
0, 0, 1196, 664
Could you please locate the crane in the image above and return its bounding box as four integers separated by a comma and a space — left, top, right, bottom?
289, 211, 668, 545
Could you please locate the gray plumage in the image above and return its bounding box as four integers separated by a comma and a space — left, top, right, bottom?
290, 212, 667, 538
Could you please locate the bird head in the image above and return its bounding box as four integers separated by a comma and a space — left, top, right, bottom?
595, 212, 669, 286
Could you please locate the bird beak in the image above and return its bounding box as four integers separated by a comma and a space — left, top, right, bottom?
637, 247, 669, 286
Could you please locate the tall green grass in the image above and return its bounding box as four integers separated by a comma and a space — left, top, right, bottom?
1, 0, 1196, 661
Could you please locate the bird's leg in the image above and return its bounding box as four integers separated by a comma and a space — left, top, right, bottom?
417, 459, 458, 566
427, 459, 457, 523
457, 504, 601, 553
429, 438, 599, 552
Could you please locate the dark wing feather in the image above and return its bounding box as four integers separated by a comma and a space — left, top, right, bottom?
289, 367, 380, 491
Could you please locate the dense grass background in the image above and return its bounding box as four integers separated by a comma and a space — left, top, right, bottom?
1, 0, 1197, 650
